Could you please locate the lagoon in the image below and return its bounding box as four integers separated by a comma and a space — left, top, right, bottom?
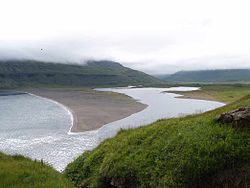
0, 87, 224, 171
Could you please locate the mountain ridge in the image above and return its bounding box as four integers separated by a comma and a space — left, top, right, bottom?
0, 60, 163, 88
157, 69, 250, 83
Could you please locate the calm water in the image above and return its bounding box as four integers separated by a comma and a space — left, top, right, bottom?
0, 87, 224, 171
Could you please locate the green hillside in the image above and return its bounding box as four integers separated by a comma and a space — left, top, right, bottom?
0, 60, 163, 88
0, 152, 73, 188
158, 69, 250, 83
1, 86, 249, 187
65, 95, 250, 188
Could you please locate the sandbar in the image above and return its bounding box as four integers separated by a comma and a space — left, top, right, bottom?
23, 88, 147, 132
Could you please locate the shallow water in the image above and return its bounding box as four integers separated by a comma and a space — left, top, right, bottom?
0, 87, 224, 171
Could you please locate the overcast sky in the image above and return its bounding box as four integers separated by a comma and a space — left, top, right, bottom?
1, 0, 250, 74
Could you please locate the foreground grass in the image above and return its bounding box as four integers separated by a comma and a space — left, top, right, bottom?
65, 95, 250, 187
172, 84, 250, 103
0, 152, 73, 188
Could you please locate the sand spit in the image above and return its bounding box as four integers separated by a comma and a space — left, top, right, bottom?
23, 88, 147, 132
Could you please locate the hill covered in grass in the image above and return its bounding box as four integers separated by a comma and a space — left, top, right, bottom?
157, 69, 250, 83
65, 95, 250, 187
0, 60, 163, 88
0, 152, 73, 188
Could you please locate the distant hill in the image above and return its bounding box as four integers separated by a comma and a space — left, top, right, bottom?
157, 69, 250, 83
0, 60, 163, 88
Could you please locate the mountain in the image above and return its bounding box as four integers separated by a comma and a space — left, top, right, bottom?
157, 69, 250, 83
0, 60, 163, 88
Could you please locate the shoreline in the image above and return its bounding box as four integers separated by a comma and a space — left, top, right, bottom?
0, 91, 27, 96
21, 88, 147, 133
165, 90, 226, 104
3, 87, 226, 134
27, 92, 75, 134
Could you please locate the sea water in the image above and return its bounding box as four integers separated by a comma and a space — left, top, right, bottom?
0, 87, 224, 171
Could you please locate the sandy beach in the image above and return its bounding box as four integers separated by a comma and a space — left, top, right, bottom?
23, 88, 147, 132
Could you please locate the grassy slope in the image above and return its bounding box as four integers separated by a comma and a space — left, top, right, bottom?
0, 60, 163, 88
0, 152, 73, 188
65, 94, 250, 187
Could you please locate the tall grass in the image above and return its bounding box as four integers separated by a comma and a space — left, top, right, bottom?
0, 152, 73, 188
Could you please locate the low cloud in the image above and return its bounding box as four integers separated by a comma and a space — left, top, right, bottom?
1, 0, 250, 74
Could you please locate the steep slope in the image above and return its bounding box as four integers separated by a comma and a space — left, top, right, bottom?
0, 60, 163, 88
65, 95, 250, 188
158, 69, 250, 83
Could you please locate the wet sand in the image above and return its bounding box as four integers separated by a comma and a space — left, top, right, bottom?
23, 88, 147, 132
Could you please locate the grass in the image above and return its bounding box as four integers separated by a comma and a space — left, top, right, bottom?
171, 84, 250, 103
196, 85, 250, 103
65, 94, 250, 187
0, 152, 73, 188
1, 84, 249, 187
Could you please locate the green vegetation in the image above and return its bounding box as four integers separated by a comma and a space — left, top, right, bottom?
172, 84, 250, 103
157, 69, 250, 83
197, 85, 250, 103
1, 61, 249, 187
0, 152, 73, 188
65, 95, 250, 187
0, 60, 163, 88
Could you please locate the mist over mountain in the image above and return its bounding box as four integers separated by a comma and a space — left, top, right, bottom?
0, 59, 163, 88
2, 1, 250, 74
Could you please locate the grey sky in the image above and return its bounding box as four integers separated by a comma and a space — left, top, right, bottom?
1, 0, 250, 74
